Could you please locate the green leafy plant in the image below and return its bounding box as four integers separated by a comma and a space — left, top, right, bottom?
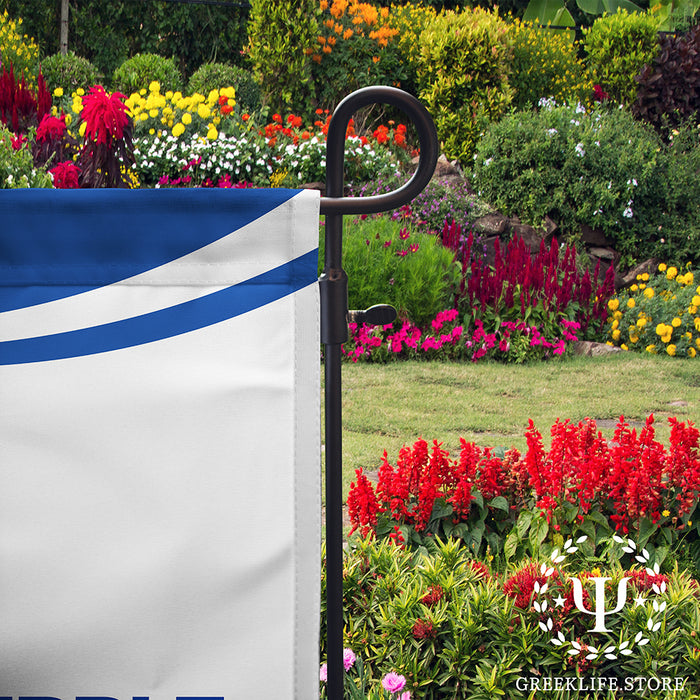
186, 62, 261, 114
508, 20, 593, 110
321, 536, 700, 699
39, 51, 102, 94
471, 100, 663, 262
112, 53, 182, 96
605, 263, 700, 357
0, 123, 51, 187
330, 216, 460, 328
416, 7, 514, 165
245, 0, 318, 117
582, 9, 661, 106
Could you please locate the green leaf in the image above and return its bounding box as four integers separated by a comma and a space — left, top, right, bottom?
602, 0, 643, 11
638, 516, 658, 548
504, 529, 519, 560
576, 0, 605, 13
489, 495, 509, 512
523, 0, 569, 23
516, 510, 534, 539
529, 515, 549, 552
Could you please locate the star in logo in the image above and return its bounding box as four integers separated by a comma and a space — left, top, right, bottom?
553, 594, 567, 607
634, 595, 647, 607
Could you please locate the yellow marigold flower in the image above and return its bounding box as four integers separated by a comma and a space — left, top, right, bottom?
621, 343, 628, 350
646, 344, 657, 354
612, 319, 619, 330
206, 125, 218, 140
53, 86, 63, 97
182, 112, 192, 125
76, 87, 85, 96
662, 509, 670, 517
693, 295, 700, 306
149, 80, 161, 93
172, 122, 185, 137
631, 284, 638, 291
636, 318, 647, 328
608, 298, 619, 311
685, 271, 694, 284
656, 323, 667, 336
79, 121, 87, 137
197, 104, 211, 119
667, 266, 678, 279
690, 347, 697, 357
639, 283, 646, 290
672, 317, 682, 327
644, 287, 654, 299
207, 89, 219, 104
641, 272, 650, 281
667, 344, 676, 356
149, 108, 158, 118
612, 329, 621, 341
627, 298, 635, 309
658, 263, 667, 272
629, 334, 639, 343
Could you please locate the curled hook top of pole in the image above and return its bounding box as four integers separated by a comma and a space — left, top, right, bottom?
319, 86, 439, 215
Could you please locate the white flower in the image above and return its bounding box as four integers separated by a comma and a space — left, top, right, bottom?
623, 207, 633, 218
575, 142, 585, 157
547, 128, 558, 137
483, 157, 493, 167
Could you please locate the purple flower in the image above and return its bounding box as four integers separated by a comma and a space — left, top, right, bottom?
382, 672, 407, 694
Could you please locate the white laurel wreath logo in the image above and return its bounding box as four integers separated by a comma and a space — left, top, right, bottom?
533, 535, 666, 660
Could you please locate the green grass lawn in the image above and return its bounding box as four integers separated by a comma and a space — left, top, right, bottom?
324, 353, 700, 501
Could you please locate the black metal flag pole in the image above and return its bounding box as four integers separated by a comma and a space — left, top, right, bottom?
319, 86, 438, 700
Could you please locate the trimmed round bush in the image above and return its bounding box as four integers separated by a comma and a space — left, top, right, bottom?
112, 53, 182, 96
186, 62, 261, 112
40, 51, 101, 94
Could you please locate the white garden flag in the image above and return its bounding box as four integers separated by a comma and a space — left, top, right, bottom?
0, 188, 321, 700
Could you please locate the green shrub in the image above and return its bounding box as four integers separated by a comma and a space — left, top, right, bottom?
583, 9, 661, 105
0, 124, 52, 187
416, 8, 514, 166
508, 19, 592, 109
245, 0, 317, 117
111, 53, 182, 96
633, 23, 700, 133
325, 216, 459, 328
471, 101, 663, 262
40, 51, 101, 94
0, 9, 39, 84
186, 62, 261, 113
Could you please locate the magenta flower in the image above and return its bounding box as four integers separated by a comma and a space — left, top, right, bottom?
319, 663, 327, 682
343, 648, 356, 671
382, 672, 407, 694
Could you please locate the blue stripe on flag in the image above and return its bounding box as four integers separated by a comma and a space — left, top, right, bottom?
0, 249, 317, 365
0, 188, 299, 311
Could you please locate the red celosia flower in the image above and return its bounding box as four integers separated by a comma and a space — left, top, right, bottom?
36, 114, 67, 143
49, 161, 81, 189
80, 85, 130, 145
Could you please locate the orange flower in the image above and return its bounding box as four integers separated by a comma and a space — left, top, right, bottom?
322, 45, 332, 53
320, 0, 329, 9
330, 0, 348, 18
241, 113, 250, 121
343, 28, 354, 39
327, 35, 337, 46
